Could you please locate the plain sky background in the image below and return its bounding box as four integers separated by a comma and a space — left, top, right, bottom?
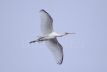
0, 0, 107, 72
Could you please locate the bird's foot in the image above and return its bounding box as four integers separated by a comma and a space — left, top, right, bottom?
29, 40, 36, 44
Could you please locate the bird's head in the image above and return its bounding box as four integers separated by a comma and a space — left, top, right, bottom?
63, 32, 75, 35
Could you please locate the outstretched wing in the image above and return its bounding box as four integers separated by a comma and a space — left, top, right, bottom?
45, 38, 63, 65
39, 9, 53, 35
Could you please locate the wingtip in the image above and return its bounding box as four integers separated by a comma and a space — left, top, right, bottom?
39, 9, 48, 14
39, 9, 45, 12
57, 62, 62, 65
57, 61, 63, 65
39, 9, 52, 18
57, 56, 63, 65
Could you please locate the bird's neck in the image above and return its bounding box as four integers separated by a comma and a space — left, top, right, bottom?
56, 33, 65, 37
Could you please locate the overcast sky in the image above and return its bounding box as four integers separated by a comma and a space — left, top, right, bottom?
0, 0, 107, 72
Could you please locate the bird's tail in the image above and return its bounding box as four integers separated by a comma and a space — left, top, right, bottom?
36, 36, 44, 43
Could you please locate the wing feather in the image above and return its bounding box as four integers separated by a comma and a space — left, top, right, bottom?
39, 9, 53, 35
45, 38, 63, 65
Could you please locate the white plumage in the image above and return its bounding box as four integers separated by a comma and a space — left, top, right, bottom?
40, 9, 63, 65
30, 9, 75, 65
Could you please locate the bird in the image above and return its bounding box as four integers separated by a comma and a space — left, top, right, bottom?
30, 9, 75, 65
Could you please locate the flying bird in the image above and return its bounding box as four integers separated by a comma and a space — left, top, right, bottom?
30, 9, 75, 65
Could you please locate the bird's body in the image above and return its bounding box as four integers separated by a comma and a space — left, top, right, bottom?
30, 9, 75, 65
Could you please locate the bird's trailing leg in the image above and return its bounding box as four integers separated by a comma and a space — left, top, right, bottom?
29, 38, 44, 44
29, 40, 37, 44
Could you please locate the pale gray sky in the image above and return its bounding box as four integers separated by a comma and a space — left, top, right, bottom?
0, 0, 107, 72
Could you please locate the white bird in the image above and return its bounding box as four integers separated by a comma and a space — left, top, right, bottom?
30, 9, 75, 65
